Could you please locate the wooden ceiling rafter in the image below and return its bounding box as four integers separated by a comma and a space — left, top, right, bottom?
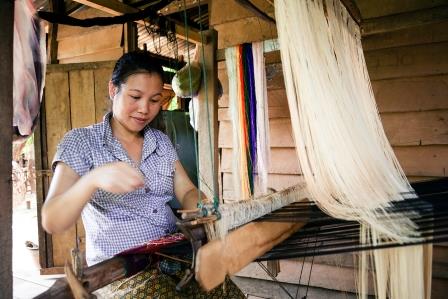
158, 0, 208, 16
235, 0, 275, 23
72, 0, 204, 44
361, 5, 448, 36
340, 0, 362, 24
232, 0, 361, 27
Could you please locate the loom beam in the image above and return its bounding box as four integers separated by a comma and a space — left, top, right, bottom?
34, 254, 151, 298
195, 220, 307, 291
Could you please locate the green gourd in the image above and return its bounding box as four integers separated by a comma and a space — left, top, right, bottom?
171, 61, 202, 98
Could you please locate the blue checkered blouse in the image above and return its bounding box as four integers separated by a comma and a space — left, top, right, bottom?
52, 113, 179, 265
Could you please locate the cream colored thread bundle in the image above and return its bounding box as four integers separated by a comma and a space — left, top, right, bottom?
275, 0, 425, 298
213, 183, 307, 239
225, 43, 271, 201
225, 47, 251, 201
252, 41, 271, 195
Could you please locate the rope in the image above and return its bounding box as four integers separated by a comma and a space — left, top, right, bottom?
196, 0, 220, 208
181, 0, 202, 208
257, 262, 295, 299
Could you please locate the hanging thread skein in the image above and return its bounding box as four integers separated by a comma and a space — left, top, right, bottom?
275, 0, 425, 298
225, 43, 271, 201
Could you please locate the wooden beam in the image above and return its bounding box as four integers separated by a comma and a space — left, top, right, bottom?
35, 100, 54, 269
196, 221, 306, 291
123, 0, 138, 53
362, 5, 448, 36
197, 29, 219, 201
0, 1, 14, 298
72, 0, 135, 15
35, 254, 151, 298
234, 0, 275, 24
48, 0, 65, 64
158, 0, 208, 16
124, 22, 138, 53
339, 0, 361, 25
72, 0, 203, 44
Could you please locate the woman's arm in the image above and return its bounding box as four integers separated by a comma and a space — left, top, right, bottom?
42, 161, 145, 234
173, 160, 208, 210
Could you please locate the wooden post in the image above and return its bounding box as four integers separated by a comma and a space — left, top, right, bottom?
124, 22, 138, 53
47, 0, 64, 64
123, 0, 138, 53
35, 98, 54, 270
197, 29, 219, 202
0, 1, 14, 297
37, 0, 63, 268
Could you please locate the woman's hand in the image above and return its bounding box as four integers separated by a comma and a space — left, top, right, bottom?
90, 162, 144, 194
42, 161, 144, 234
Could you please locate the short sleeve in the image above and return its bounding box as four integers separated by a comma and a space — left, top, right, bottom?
156, 130, 179, 165
52, 129, 92, 177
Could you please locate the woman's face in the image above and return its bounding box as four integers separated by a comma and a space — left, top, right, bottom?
109, 72, 164, 134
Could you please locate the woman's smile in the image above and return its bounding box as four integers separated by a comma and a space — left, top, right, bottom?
131, 116, 149, 125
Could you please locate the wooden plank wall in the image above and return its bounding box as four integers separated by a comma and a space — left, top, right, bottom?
41, 62, 114, 271
364, 20, 448, 182
57, 7, 123, 64
363, 20, 448, 298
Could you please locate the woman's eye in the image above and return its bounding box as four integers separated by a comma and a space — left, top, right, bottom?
130, 95, 140, 100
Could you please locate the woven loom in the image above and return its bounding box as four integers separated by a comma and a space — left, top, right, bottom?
36, 178, 448, 298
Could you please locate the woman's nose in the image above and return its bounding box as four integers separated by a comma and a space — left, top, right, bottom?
137, 100, 150, 114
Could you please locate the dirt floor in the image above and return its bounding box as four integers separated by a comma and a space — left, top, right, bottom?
13, 194, 59, 298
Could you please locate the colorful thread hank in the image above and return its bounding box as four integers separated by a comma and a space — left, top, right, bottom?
226, 43, 270, 200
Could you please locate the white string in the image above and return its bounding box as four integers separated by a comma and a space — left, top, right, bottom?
252, 42, 271, 195
225, 46, 252, 201
274, 0, 425, 298
214, 182, 308, 239
225, 47, 244, 201
275, 0, 418, 238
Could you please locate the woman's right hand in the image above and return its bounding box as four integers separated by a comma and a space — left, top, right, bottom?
42, 161, 145, 234
90, 161, 145, 194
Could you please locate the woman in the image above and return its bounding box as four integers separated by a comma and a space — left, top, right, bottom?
41, 51, 244, 298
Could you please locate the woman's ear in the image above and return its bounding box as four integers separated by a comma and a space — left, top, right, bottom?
108, 81, 117, 100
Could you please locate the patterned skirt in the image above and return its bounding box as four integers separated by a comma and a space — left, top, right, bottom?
94, 264, 246, 299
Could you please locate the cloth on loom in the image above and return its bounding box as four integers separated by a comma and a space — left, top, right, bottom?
93, 263, 245, 299
118, 233, 186, 256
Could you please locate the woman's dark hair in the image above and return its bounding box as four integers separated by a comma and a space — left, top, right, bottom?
111, 51, 164, 88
